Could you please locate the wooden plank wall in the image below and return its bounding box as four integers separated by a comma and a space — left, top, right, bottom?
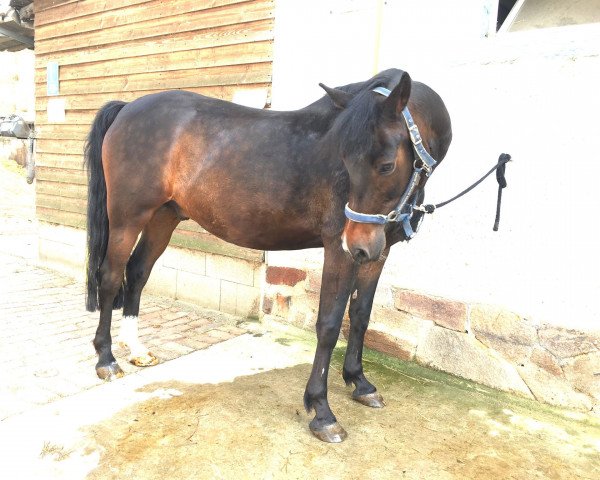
34, 0, 274, 261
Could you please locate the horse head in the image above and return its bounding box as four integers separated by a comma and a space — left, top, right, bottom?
322, 70, 443, 264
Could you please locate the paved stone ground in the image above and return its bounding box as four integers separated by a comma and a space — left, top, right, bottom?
0, 162, 247, 420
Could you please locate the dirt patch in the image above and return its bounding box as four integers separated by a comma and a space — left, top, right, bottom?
82, 349, 600, 480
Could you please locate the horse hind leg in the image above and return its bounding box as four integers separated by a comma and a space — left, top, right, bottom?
119, 203, 180, 367
94, 212, 154, 380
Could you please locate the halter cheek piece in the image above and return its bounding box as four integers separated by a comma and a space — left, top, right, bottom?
344, 86, 437, 240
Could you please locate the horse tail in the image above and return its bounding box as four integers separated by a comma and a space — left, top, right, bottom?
84, 101, 127, 312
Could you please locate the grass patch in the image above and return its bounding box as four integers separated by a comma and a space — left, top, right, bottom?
39, 441, 73, 461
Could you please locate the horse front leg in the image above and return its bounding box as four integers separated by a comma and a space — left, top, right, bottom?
342, 248, 389, 408
304, 244, 357, 443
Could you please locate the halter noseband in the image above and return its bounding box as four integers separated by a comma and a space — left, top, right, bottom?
344, 86, 438, 239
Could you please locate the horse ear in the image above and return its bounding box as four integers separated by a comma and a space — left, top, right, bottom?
382, 72, 412, 119
319, 83, 353, 109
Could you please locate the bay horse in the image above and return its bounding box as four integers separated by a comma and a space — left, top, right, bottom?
84, 68, 452, 443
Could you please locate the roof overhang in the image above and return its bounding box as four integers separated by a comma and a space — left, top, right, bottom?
0, 1, 34, 52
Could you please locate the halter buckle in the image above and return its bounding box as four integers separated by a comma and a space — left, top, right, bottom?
408, 126, 423, 145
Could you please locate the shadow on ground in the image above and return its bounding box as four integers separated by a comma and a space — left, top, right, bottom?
81, 347, 600, 480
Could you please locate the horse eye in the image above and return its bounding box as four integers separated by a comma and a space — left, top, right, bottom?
378, 163, 395, 175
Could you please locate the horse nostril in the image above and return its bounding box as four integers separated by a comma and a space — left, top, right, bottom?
352, 247, 369, 263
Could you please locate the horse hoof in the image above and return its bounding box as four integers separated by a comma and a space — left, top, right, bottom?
129, 351, 159, 367
353, 391, 386, 408
96, 362, 124, 381
310, 422, 348, 443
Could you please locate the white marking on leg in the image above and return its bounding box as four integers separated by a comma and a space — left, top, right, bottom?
119, 315, 151, 360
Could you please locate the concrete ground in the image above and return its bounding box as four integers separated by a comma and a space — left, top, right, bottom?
1, 162, 599, 479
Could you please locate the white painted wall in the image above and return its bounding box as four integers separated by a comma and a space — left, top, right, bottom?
383, 23, 600, 332
271, 0, 379, 110
270, 0, 600, 332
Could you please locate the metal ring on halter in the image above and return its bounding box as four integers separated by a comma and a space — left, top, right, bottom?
386, 210, 400, 222
414, 204, 436, 214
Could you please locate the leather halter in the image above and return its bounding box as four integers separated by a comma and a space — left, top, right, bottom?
344, 86, 437, 239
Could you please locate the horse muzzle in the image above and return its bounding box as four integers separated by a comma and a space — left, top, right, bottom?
341, 222, 386, 264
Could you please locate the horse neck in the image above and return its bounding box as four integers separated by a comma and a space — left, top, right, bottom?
285, 100, 345, 165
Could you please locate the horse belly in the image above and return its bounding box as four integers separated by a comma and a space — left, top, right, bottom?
175, 189, 323, 251
160, 103, 327, 250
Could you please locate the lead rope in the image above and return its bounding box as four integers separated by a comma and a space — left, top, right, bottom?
493, 153, 510, 231
418, 153, 512, 231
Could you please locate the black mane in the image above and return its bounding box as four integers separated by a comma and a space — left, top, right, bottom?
328, 69, 406, 162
